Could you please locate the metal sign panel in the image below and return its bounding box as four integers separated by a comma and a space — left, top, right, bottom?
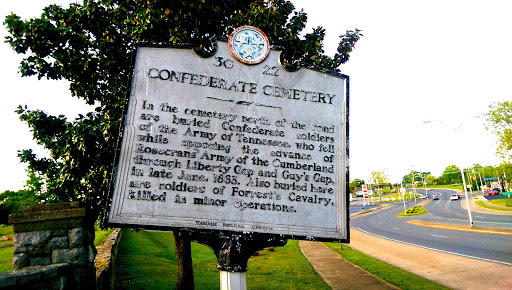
106, 40, 349, 241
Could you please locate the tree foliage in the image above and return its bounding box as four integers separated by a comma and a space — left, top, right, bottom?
349, 178, 365, 192
368, 170, 388, 185
4, 0, 362, 221
437, 164, 461, 184
485, 101, 512, 160
0, 170, 43, 224
402, 170, 431, 185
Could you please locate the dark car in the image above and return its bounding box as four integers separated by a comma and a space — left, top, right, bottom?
488, 188, 500, 195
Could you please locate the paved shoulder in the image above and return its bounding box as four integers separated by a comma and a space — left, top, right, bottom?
299, 241, 398, 289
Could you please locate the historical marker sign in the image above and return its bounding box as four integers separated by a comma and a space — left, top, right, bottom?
107, 30, 349, 241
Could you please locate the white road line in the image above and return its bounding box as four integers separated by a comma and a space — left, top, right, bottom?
430, 234, 448, 239
356, 227, 512, 266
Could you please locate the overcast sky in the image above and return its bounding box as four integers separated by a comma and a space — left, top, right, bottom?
1, 0, 510, 192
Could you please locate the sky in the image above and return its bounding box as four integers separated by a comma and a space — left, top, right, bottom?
0, 0, 510, 192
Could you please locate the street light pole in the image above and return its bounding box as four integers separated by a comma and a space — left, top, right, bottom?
460, 168, 474, 226
423, 118, 479, 227
476, 168, 485, 194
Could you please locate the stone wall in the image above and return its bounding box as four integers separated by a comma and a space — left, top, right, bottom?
0, 202, 96, 289
95, 228, 122, 290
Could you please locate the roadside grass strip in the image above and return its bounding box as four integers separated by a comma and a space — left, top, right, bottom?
406, 220, 512, 236
476, 200, 512, 212
489, 198, 512, 208
324, 243, 449, 290
115, 230, 329, 289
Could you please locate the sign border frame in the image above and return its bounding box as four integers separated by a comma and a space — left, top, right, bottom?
103, 39, 351, 243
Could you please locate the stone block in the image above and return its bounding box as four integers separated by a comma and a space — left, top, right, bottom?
46, 236, 69, 250
14, 231, 52, 247
29, 256, 51, 267
19, 202, 79, 213
69, 228, 91, 247
10, 208, 88, 233
13, 243, 30, 254
12, 217, 88, 233
52, 229, 68, 237
13, 253, 29, 270
87, 245, 97, 264
52, 247, 88, 266
0, 272, 16, 287
17, 268, 43, 285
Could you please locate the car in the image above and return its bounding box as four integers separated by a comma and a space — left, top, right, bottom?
450, 194, 460, 201
432, 193, 439, 200
488, 188, 500, 195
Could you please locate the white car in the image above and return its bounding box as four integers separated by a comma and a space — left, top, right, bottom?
450, 194, 460, 201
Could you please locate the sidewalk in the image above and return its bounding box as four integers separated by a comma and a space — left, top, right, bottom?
299, 240, 398, 289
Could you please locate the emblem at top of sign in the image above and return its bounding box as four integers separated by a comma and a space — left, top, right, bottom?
228, 26, 270, 65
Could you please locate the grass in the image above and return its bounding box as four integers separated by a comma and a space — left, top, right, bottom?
476, 200, 512, 212
325, 243, 449, 290
114, 229, 217, 289
114, 230, 329, 289
488, 198, 512, 208
0, 225, 14, 273
0, 247, 13, 273
247, 240, 329, 289
380, 192, 423, 202
94, 227, 115, 247
397, 206, 427, 217
0, 225, 14, 247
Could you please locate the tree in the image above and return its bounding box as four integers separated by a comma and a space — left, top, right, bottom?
0, 170, 43, 224
425, 174, 436, 185
402, 170, 418, 185
4, 0, 362, 222
438, 165, 462, 184
349, 179, 365, 192
5, 1, 362, 287
485, 101, 512, 161
369, 171, 388, 186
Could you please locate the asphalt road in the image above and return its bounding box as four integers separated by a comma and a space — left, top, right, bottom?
350, 190, 512, 265
421, 188, 512, 229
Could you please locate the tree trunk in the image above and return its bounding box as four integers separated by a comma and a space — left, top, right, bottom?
174, 231, 194, 289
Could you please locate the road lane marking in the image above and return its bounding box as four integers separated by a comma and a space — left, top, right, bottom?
355, 227, 512, 266
430, 234, 448, 238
